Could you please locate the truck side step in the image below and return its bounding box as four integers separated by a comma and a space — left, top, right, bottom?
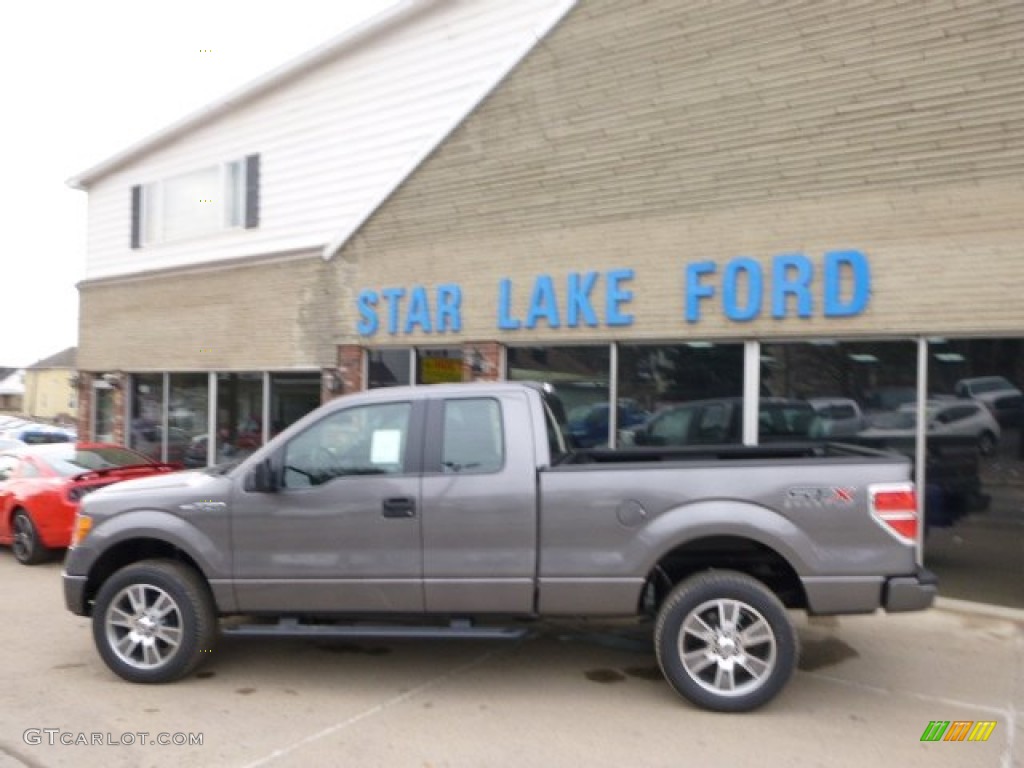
222, 617, 530, 640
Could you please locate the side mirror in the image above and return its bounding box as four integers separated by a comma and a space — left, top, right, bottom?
245, 457, 279, 493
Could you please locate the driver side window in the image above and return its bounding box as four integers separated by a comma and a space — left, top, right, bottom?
282, 402, 411, 488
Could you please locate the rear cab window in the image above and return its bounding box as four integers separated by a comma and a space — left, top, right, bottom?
439, 398, 505, 474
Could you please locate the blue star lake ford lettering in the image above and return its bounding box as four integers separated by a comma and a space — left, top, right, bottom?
353, 252, 870, 335
685, 250, 871, 323
497, 269, 635, 330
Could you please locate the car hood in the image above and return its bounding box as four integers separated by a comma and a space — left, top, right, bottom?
89, 468, 207, 494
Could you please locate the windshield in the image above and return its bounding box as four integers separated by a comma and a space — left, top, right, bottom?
31, 445, 154, 477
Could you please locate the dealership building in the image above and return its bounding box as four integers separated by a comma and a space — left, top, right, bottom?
70, 1, 1023, 605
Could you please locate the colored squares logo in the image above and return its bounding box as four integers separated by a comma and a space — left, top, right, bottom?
920, 720, 997, 742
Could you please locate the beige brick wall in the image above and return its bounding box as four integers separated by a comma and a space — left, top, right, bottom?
79, 252, 341, 371
340, 0, 1024, 344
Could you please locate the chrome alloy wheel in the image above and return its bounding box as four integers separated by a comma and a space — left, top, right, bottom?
678, 598, 777, 697
104, 584, 184, 670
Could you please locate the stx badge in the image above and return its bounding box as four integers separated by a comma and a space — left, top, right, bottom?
785, 487, 855, 508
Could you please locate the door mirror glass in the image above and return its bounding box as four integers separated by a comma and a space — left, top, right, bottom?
246, 458, 279, 493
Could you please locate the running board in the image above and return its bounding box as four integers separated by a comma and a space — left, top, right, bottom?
222, 617, 529, 640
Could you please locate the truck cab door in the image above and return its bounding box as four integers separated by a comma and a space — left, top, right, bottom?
420, 392, 538, 614
232, 399, 425, 614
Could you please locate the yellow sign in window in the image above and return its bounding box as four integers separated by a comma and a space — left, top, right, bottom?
420, 358, 463, 384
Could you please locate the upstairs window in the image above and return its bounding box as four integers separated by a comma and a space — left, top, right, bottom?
131, 154, 259, 248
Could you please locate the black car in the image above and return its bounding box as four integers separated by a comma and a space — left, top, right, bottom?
628, 397, 821, 446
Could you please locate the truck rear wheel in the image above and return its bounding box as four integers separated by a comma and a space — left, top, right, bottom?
654, 570, 797, 712
92, 560, 216, 683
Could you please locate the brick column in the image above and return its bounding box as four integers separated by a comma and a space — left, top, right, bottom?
463, 342, 503, 382
76, 373, 92, 440
335, 345, 365, 398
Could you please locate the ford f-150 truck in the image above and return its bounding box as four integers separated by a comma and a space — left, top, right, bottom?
63, 382, 936, 712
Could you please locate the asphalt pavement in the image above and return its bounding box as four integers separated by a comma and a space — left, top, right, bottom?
0, 556, 1020, 768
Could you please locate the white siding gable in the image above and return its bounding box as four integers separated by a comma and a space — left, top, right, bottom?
80, 0, 574, 280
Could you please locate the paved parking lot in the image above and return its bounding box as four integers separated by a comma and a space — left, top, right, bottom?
0, 555, 1020, 768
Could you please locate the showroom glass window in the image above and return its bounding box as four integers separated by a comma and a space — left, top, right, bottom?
269, 373, 321, 437
759, 341, 917, 432
923, 337, 1023, 608
507, 346, 611, 447
128, 374, 165, 461
169, 373, 209, 468
93, 385, 116, 444
417, 347, 463, 385
367, 349, 413, 388
215, 373, 263, 464
617, 343, 744, 447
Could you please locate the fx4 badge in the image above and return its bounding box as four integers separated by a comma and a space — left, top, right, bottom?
785, 487, 855, 508
179, 501, 227, 513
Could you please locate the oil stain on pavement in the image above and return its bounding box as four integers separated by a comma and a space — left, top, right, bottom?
585, 669, 628, 683
797, 636, 859, 671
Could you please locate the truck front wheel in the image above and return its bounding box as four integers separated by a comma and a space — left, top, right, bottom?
92, 560, 216, 683
654, 570, 797, 712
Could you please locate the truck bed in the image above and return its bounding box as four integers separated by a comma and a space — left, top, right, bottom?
561, 441, 902, 465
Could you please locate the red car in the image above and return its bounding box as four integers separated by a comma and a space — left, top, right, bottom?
0, 443, 180, 565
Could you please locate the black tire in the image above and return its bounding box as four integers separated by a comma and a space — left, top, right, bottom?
11, 509, 51, 565
92, 560, 217, 683
978, 431, 997, 457
654, 570, 797, 712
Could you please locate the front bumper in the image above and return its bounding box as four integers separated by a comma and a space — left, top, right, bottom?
883, 567, 938, 612
63, 572, 89, 616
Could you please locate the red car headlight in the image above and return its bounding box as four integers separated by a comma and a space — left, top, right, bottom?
66, 484, 105, 504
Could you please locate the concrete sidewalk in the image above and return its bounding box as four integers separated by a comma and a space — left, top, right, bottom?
0, 558, 1020, 768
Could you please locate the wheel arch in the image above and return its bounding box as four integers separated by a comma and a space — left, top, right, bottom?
641, 534, 808, 614
82, 538, 211, 615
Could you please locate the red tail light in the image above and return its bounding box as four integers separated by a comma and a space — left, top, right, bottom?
869, 482, 918, 542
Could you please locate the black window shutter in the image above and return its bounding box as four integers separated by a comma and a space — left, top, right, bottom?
130, 185, 142, 248
244, 154, 260, 229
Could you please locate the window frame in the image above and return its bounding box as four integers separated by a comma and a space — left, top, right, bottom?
136, 157, 252, 247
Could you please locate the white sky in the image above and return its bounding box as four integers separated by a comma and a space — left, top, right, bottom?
0, 0, 398, 367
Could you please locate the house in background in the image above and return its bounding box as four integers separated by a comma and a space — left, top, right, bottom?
0, 369, 25, 412
23, 347, 77, 423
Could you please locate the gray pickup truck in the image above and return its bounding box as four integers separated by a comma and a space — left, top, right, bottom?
63, 381, 936, 711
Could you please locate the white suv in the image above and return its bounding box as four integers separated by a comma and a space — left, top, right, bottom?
954, 376, 1023, 424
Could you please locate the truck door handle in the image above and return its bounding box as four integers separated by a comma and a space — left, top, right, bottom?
382, 497, 416, 518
